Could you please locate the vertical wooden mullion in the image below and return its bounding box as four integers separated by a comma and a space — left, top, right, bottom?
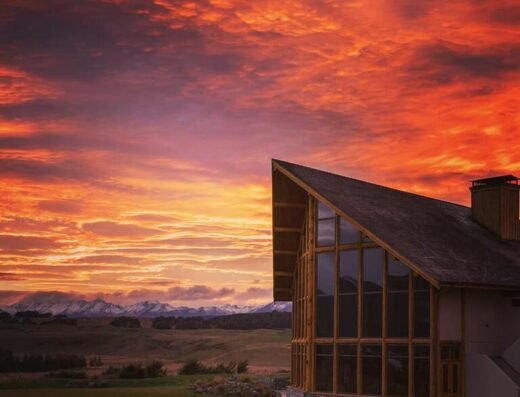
461, 289, 465, 397
357, 242, 363, 395
408, 272, 414, 397
333, 215, 339, 394
433, 287, 439, 397
382, 252, 388, 397
309, 196, 316, 392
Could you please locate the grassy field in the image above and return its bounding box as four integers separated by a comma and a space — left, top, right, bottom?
0, 374, 208, 397
0, 319, 290, 372
0, 320, 290, 396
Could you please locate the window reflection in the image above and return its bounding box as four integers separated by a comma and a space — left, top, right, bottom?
315, 344, 333, 392
340, 218, 359, 244
339, 250, 358, 337
387, 345, 408, 396
317, 218, 335, 246
363, 248, 384, 337
316, 252, 335, 337
414, 275, 430, 338
362, 344, 382, 395
414, 346, 430, 397
338, 345, 357, 394
388, 257, 409, 338
318, 202, 335, 219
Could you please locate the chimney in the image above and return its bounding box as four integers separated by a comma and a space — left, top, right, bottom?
470, 175, 520, 240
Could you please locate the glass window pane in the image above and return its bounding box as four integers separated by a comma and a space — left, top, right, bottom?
363, 292, 382, 337
388, 292, 409, 338
387, 345, 408, 396
339, 294, 358, 337
340, 218, 359, 244
318, 201, 335, 219
363, 248, 384, 292
414, 346, 430, 397
339, 250, 358, 293
338, 345, 357, 394
317, 218, 335, 246
363, 248, 383, 337
388, 257, 409, 290
316, 252, 335, 338
388, 258, 409, 338
414, 275, 430, 338
317, 252, 335, 295
316, 295, 334, 337
362, 345, 382, 395
315, 344, 333, 392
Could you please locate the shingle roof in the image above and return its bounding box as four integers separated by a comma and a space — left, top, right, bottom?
273, 159, 520, 290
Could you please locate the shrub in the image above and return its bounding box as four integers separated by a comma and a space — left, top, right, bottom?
237, 360, 248, 374
103, 362, 166, 379
0, 349, 86, 373
145, 361, 166, 377
102, 366, 120, 378
119, 362, 146, 379
179, 359, 206, 375
109, 317, 141, 328
89, 356, 103, 367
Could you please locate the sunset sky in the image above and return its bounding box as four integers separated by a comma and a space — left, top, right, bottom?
0, 0, 519, 306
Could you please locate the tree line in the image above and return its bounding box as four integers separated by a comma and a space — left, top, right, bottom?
0, 349, 86, 373
152, 311, 291, 330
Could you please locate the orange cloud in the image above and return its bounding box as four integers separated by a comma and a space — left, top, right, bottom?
0, 0, 518, 304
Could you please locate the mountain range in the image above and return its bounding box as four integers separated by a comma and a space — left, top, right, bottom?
0, 298, 292, 318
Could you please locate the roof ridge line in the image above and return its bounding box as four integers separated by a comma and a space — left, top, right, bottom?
272, 159, 469, 210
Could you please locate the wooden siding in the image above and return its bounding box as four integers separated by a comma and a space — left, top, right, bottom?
471, 185, 520, 240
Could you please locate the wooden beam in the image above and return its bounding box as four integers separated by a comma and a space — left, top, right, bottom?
274, 202, 306, 208
274, 227, 302, 233
274, 250, 298, 255
275, 271, 294, 277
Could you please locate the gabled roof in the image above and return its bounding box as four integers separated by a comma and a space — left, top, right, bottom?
272, 159, 520, 300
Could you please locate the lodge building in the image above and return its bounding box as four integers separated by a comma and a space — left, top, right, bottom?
271, 160, 520, 397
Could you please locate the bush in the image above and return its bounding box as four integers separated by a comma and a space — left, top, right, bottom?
89, 356, 103, 367
109, 317, 141, 328
146, 361, 167, 377
237, 360, 248, 374
102, 366, 120, 378
119, 362, 146, 379
103, 362, 166, 379
179, 359, 206, 375
179, 359, 247, 375
0, 349, 86, 373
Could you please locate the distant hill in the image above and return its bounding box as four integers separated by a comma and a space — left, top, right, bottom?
2, 297, 292, 318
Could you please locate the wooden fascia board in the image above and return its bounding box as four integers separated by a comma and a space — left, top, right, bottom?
272, 160, 441, 289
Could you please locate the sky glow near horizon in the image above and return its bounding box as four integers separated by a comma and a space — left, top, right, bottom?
0, 0, 519, 306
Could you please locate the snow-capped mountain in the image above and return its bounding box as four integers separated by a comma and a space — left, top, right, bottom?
252, 301, 293, 313
6, 297, 291, 318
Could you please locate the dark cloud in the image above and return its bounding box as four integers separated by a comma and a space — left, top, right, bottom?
167, 285, 235, 301
37, 199, 84, 214
406, 43, 520, 86
0, 158, 101, 182
235, 287, 272, 301
0, 272, 25, 281
82, 221, 162, 238
0, 234, 62, 251
19, 290, 83, 304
